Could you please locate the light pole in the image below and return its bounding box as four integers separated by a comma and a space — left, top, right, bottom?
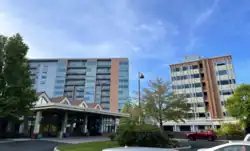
138, 72, 144, 124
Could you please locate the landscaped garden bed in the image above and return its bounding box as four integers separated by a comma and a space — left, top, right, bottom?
57, 124, 191, 151
58, 141, 119, 151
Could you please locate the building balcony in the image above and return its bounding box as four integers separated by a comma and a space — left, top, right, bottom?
66, 71, 86, 75
66, 75, 85, 80
67, 66, 86, 69
65, 82, 85, 86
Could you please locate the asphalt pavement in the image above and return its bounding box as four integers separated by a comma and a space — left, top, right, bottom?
0, 139, 228, 151
184, 140, 227, 151
0, 140, 65, 151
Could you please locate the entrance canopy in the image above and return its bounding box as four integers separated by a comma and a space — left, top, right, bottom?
32, 92, 129, 118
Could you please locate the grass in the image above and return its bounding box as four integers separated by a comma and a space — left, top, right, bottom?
57, 141, 119, 151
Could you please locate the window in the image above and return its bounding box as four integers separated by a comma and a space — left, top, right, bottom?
197, 102, 204, 107
215, 145, 249, 151
218, 79, 236, 85
55, 86, 64, 89
86, 61, 97, 66
119, 79, 128, 83
194, 83, 201, 87
216, 61, 226, 66
40, 81, 46, 84
119, 85, 128, 88
220, 90, 234, 95
173, 67, 180, 72
119, 61, 128, 65
192, 65, 198, 69
57, 68, 66, 72
182, 66, 188, 71
195, 92, 203, 97
87, 68, 92, 72
217, 70, 227, 75
56, 80, 64, 84
41, 75, 47, 79
192, 74, 200, 78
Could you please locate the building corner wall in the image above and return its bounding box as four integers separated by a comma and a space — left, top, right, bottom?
204, 59, 223, 119
110, 59, 119, 112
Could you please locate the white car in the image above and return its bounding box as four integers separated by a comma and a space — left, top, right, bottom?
198, 141, 250, 151
103, 147, 178, 151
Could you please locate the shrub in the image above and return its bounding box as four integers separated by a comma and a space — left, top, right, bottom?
117, 124, 171, 148
108, 133, 116, 141
215, 123, 244, 137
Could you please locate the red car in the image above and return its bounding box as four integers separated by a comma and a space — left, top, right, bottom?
186, 130, 217, 141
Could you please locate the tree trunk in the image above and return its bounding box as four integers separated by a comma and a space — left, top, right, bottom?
23, 116, 29, 137
159, 119, 164, 132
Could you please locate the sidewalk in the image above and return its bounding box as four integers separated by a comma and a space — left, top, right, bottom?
0, 138, 32, 143
174, 138, 231, 142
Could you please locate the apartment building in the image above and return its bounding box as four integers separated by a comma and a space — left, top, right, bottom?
165, 55, 237, 132
28, 58, 129, 112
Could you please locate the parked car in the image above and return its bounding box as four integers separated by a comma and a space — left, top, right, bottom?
103, 147, 178, 151
198, 141, 250, 151
186, 130, 217, 141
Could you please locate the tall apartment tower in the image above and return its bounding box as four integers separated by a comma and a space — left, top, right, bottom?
28, 58, 129, 112
170, 55, 236, 119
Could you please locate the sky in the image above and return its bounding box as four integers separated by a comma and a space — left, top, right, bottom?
1, 0, 250, 92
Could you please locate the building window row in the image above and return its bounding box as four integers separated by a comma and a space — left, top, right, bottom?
172, 74, 200, 81
216, 70, 233, 76
172, 83, 201, 89
119, 85, 128, 89
187, 102, 205, 107
215, 60, 231, 66
171, 65, 198, 72
220, 90, 234, 95
119, 61, 128, 65
178, 92, 203, 98
217, 79, 236, 85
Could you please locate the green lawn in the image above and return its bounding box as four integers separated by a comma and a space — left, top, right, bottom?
57, 141, 119, 151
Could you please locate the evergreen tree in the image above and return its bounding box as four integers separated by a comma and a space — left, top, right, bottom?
0, 34, 37, 118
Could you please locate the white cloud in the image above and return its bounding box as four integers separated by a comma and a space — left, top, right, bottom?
0, 1, 178, 60
185, 0, 219, 52
0, 0, 180, 84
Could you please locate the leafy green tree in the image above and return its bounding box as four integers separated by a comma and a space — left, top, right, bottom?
143, 78, 190, 131
226, 84, 250, 127
0, 33, 37, 119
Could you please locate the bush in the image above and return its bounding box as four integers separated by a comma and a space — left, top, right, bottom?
117, 124, 172, 148
108, 133, 116, 141
215, 123, 244, 137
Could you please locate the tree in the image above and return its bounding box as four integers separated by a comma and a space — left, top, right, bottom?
0, 34, 37, 122
119, 98, 141, 125
143, 78, 190, 131
226, 84, 250, 128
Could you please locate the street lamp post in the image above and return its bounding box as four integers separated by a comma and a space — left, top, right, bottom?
138, 72, 144, 124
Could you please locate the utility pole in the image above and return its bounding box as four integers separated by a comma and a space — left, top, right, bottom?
138, 72, 144, 124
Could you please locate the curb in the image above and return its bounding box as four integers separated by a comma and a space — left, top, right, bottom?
53, 145, 191, 151
174, 145, 191, 150
0, 138, 32, 144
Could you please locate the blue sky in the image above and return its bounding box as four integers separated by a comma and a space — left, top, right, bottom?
1, 0, 250, 92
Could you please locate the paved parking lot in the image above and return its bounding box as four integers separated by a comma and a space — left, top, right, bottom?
0, 139, 228, 151
0, 140, 64, 151
185, 140, 227, 151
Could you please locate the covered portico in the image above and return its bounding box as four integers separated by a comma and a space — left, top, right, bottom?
28, 92, 129, 138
